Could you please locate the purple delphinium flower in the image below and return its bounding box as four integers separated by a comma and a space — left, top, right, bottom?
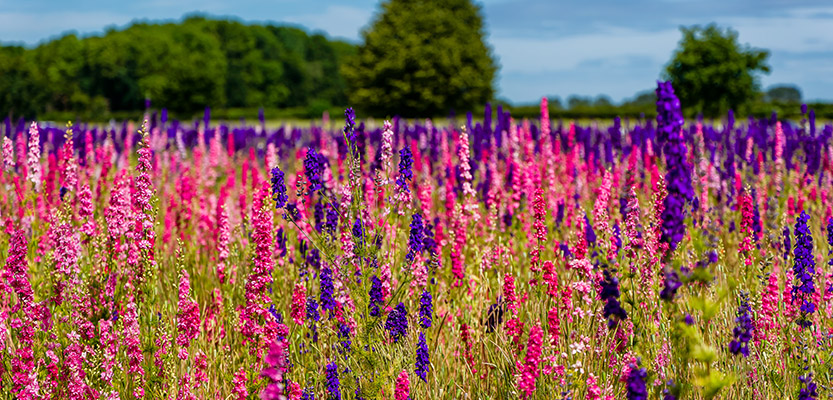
728, 292, 754, 357
385, 302, 409, 343
352, 218, 365, 248
302, 387, 315, 400
320, 267, 337, 312
657, 81, 694, 252
338, 323, 351, 352
396, 147, 414, 193
419, 289, 433, 329
826, 218, 833, 266
415, 331, 430, 382
326, 362, 341, 400
799, 373, 818, 400
783, 226, 792, 263
793, 210, 817, 328
407, 213, 425, 262
304, 148, 326, 195
626, 363, 648, 400
369, 275, 383, 317
314, 201, 325, 233
600, 269, 627, 329
659, 267, 682, 302
306, 296, 320, 322
325, 202, 339, 234
344, 108, 358, 154
270, 166, 288, 209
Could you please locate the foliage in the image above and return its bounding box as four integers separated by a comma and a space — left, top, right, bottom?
342, 0, 498, 117
0, 16, 356, 117
664, 24, 770, 117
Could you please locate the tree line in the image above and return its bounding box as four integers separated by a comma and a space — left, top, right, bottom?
0, 15, 356, 119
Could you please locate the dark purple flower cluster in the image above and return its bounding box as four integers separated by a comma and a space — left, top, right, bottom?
314, 201, 325, 232
326, 361, 341, 400
415, 331, 430, 382
793, 210, 817, 328
422, 221, 436, 255
396, 147, 414, 193
304, 147, 326, 195
302, 388, 316, 400
325, 202, 339, 234
419, 289, 433, 329
600, 269, 627, 329
270, 166, 288, 209
783, 226, 792, 263
306, 295, 320, 322
368, 275, 383, 317
799, 373, 818, 400
320, 267, 337, 312
385, 302, 409, 343
659, 267, 682, 302
352, 218, 365, 247
407, 213, 425, 262
338, 323, 351, 352
655, 80, 684, 148
728, 292, 754, 357
657, 81, 694, 252
626, 363, 648, 400
827, 218, 833, 265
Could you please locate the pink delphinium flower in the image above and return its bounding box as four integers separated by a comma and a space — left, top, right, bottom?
547, 306, 560, 346
61, 124, 78, 191
217, 204, 230, 283
738, 189, 754, 266
52, 218, 81, 305
177, 269, 201, 359
586, 373, 602, 400
394, 370, 410, 400
99, 319, 118, 388
291, 282, 306, 326
135, 121, 156, 256
458, 127, 477, 219
504, 273, 518, 315
194, 351, 208, 387
240, 183, 274, 348
2, 136, 13, 172
123, 301, 145, 397
78, 184, 96, 235
26, 122, 40, 188
287, 381, 302, 400
233, 368, 248, 400
593, 170, 616, 259
153, 331, 170, 378
65, 331, 90, 400
177, 375, 196, 400
518, 324, 543, 399
530, 187, 547, 274
7, 229, 34, 312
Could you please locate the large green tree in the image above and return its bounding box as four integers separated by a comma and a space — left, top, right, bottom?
343, 0, 498, 117
664, 24, 770, 117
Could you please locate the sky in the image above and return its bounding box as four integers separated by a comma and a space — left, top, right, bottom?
2, 0, 833, 104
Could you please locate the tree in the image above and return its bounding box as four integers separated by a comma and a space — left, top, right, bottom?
764, 84, 801, 103
664, 24, 770, 117
342, 0, 498, 117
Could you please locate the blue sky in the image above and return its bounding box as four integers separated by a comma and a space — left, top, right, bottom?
2, 0, 832, 104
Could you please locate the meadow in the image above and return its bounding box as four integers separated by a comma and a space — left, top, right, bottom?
0, 81, 830, 399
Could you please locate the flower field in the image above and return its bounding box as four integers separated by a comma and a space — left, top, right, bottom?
0, 81, 831, 399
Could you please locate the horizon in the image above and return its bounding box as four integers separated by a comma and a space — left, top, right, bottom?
1, 0, 832, 104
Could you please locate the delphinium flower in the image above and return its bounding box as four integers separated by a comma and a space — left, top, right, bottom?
261, 338, 288, 400
291, 283, 306, 325
352, 218, 365, 249
415, 332, 430, 382
659, 267, 682, 302
177, 269, 201, 359
343, 107, 357, 154
656, 81, 693, 252
397, 147, 414, 192
530, 186, 547, 270
600, 269, 628, 329
2, 135, 12, 171
369, 275, 383, 317
326, 362, 341, 400
626, 362, 648, 400
458, 126, 477, 217
518, 324, 543, 399
26, 121, 40, 188
338, 323, 352, 352
325, 202, 339, 234
217, 205, 230, 284
241, 184, 275, 345
134, 120, 155, 258
793, 210, 817, 328
783, 226, 792, 264
304, 148, 326, 195
419, 289, 433, 328
233, 368, 248, 400
385, 302, 409, 343
78, 184, 95, 235
738, 189, 754, 265
65, 331, 89, 399
798, 373, 818, 400
394, 370, 410, 400
270, 166, 288, 209
320, 266, 337, 313
306, 296, 320, 323
407, 213, 425, 262
728, 292, 754, 357
60, 123, 77, 191
124, 301, 145, 397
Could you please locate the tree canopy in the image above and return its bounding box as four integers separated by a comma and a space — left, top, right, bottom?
0, 16, 356, 118
342, 0, 498, 118
664, 24, 770, 117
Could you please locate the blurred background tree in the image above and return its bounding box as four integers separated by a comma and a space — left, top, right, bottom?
342, 0, 498, 118
664, 24, 770, 117
764, 84, 802, 104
